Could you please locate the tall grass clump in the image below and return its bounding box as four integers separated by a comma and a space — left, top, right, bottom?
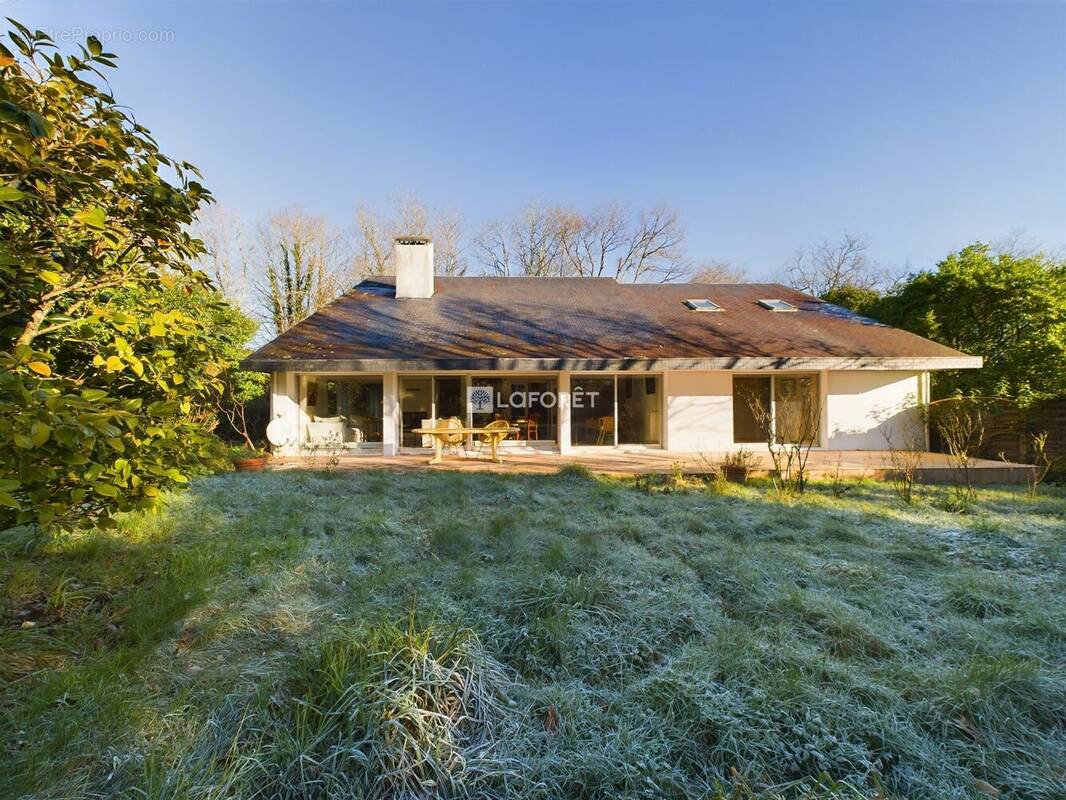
260, 614, 515, 798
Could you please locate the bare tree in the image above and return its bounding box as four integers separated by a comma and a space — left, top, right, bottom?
691, 259, 748, 284
1022, 432, 1054, 498
192, 204, 250, 307
476, 202, 689, 282
353, 206, 393, 277
430, 209, 467, 277
931, 399, 986, 502
741, 382, 820, 495
253, 210, 346, 337
614, 204, 688, 283
880, 410, 928, 504
992, 228, 1041, 259
558, 204, 628, 277
474, 202, 570, 277
785, 233, 882, 296
353, 195, 468, 278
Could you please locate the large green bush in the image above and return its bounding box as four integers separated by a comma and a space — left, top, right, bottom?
822, 244, 1066, 405
0, 22, 250, 529
877, 244, 1066, 403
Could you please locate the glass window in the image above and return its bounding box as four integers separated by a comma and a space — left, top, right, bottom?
757, 299, 797, 312
733, 376, 771, 444
325, 381, 339, 416
400, 377, 432, 447
304, 377, 383, 445
515, 379, 557, 442
468, 377, 558, 443
732, 374, 820, 445
683, 298, 722, 311
572, 376, 615, 446
775, 374, 819, 444
435, 377, 463, 420
618, 376, 660, 444
469, 377, 507, 430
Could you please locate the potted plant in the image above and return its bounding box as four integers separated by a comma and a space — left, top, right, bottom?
230, 445, 270, 472
721, 449, 759, 483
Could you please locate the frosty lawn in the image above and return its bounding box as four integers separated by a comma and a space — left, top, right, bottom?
2, 469, 1064, 799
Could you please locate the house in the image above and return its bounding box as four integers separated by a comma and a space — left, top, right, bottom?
243, 237, 981, 456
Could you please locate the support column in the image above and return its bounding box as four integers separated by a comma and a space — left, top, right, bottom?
382, 371, 399, 455
660, 371, 671, 452
820, 369, 830, 448
920, 370, 932, 451
270, 371, 301, 455
557, 371, 572, 454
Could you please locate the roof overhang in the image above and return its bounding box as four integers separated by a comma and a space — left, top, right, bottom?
241, 355, 983, 373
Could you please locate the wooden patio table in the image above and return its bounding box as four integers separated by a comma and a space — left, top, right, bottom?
412, 426, 520, 465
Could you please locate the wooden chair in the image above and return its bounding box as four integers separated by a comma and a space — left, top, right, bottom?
525, 412, 539, 441
596, 415, 614, 446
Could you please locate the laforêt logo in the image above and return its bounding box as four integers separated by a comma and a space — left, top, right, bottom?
467, 386, 494, 412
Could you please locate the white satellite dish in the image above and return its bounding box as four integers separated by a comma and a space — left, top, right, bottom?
265, 416, 296, 448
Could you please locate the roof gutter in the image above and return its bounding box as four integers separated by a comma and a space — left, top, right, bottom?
240, 355, 983, 373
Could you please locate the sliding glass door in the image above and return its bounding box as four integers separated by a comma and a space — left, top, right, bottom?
774, 375, 819, 444
732, 376, 771, 444
572, 375, 661, 446
618, 376, 660, 445
400, 375, 561, 447
571, 376, 615, 445
732, 374, 820, 445
435, 377, 463, 420
400, 377, 432, 447
469, 376, 558, 442
304, 377, 384, 446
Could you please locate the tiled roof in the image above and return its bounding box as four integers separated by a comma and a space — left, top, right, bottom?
243, 277, 980, 371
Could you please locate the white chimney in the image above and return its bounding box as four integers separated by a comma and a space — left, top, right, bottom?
394, 236, 434, 298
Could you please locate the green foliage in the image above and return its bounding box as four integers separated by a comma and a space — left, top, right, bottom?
0, 22, 252, 529
877, 244, 1066, 403
227, 445, 267, 460
819, 284, 882, 318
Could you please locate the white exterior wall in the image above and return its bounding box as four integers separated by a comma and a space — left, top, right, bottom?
663, 371, 735, 452
825, 370, 924, 450
663, 369, 925, 453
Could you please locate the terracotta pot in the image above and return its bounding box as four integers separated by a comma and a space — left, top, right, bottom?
722, 465, 749, 484
233, 456, 269, 472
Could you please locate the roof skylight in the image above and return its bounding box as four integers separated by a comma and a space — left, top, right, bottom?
683, 298, 723, 312
758, 299, 797, 312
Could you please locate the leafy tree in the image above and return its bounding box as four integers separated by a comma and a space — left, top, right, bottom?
0, 22, 245, 529
820, 284, 882, 317
878, 244, 1066, 403
133, 278, 267, 449
205, 303, 266, 450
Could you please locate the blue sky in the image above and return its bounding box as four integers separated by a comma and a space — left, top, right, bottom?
19, 0, 1066, 278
